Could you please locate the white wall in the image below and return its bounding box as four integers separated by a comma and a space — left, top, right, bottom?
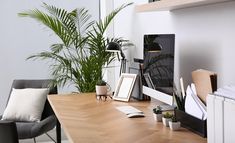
0, 0, 100, 113
112, 0, 235, 91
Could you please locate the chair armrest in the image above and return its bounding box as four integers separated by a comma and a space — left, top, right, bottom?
0, 120, 19, 143
31, 115, 56, 136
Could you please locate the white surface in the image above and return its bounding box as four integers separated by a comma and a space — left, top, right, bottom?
224, 98, 235, 143
185, 85, 205, 120
207, 93, 235, 143
143, 86, 173, 105
214, 96, 224, 143
180, 77, 186, 98
190, 83, 207, 114
215, 86, 235, 100
207, 94, 215, 143
118, 77, 134, 98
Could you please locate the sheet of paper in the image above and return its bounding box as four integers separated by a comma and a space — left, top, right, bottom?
185, 85, 204, 120
190, 83, 207, 120
180, 77, 186, 98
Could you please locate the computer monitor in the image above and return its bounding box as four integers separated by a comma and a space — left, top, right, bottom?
143, 34, 175, 105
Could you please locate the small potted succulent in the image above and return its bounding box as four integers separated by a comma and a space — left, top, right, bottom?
169, 115, 181, 131
153, 106, 163, 122
162, 112, 173, 127
95, 80, 107, 96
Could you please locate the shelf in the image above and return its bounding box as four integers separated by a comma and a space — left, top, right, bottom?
135, 0, 233, 12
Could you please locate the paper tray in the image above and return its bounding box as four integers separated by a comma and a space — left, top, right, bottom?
174, 109, 207, 138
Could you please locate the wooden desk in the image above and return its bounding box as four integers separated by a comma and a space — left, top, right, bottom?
48, 93, 207, 143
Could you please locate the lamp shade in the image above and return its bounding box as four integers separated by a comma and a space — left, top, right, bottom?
147, 42, 162, 52
106, 42, 121, 52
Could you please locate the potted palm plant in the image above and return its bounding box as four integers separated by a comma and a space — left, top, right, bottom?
162, 112, 173, 127
96, 80, 107, 96
18, 2, 132, 93
153, 105, 163, 122
169, 115, 181, 131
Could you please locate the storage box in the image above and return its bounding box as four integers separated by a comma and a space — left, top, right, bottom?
174, 109, 207, 138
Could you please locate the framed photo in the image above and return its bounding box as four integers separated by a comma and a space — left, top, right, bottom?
144, 73, 155, 89
113, 73, 137, 102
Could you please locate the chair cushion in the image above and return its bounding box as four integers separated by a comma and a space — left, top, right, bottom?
2, 88, 49, 122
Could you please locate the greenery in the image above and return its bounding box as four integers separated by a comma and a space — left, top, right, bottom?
171, 115, 177, 122
153, 105, 162, 114
18, 3, 132, 92
173, 85, 186, 111
163, 112, 173, 118
96, 80, 107, 86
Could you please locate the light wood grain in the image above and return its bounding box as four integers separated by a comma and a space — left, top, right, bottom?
135, 0, 233, 12
48, 93, 207, 143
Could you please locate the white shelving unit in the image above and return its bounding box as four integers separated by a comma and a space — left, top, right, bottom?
135, 0, 233, 12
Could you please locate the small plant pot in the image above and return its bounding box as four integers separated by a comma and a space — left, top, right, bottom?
162, 117, 172, 127
169, 121, 181, 131
153, 113, 163, 122
96, 85, 107, 95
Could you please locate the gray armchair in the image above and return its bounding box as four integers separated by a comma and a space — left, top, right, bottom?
1, 79, 61, 143
0, 120, 19, 143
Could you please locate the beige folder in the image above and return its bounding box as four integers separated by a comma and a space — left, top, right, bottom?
192, 69, 217, 105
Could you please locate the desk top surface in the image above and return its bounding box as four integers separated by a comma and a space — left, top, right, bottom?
48, 93, 207, 143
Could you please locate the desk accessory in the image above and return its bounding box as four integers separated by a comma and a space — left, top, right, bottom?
153, 105, 163, 122
127, 112, 145, 118
175, 109, 207, 137
162, 112, 173, 127
192, 69, 217, 105
106, 42, 127, 76
113, 74, 137, 102
169, 115, 181, 131
95, 80, 113, 101
116, 106, 144, 118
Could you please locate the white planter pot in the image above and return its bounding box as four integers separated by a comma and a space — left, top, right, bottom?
96, 85, 107, 95
153, 113, 163, 122
162, 117, 172, 127
169, 121, 181, 131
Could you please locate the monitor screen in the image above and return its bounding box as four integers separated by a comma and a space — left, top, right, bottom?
143, 34, 175, 96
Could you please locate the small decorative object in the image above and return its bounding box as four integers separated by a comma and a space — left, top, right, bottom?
162, 112, 173, 127
153, 105, 163, 122
169, 115, 181, 131
113, 74, 137, 102
96, 80, 108, 100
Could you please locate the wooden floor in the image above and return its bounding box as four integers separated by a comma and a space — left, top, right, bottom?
48, 93, 207, 143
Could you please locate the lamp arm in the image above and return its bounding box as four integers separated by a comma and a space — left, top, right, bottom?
120, 50, 125, 60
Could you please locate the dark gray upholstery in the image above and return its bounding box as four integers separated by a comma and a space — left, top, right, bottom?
0, 120, 19, 143
2, 79, 61, 143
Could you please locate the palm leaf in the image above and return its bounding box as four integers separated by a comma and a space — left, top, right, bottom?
19, 3, 132, 92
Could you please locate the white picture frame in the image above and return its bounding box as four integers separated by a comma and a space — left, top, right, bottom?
113, 73, 137, 102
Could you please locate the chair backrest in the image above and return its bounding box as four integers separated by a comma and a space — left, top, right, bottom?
0, 121, 19, 143
7, 79, 58, 120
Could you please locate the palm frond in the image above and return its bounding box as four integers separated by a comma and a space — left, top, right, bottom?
19, 9, 71, 46
19, 3, 132, 92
